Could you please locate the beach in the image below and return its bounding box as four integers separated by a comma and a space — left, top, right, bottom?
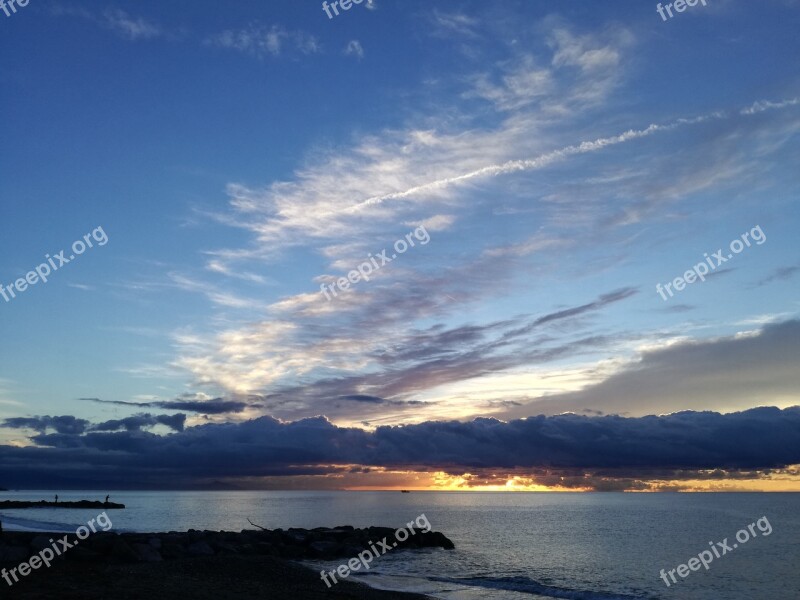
4, 555, 432, 599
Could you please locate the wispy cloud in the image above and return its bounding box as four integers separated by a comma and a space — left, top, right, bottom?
202, 25, 638, 264
67, 283, 96, 291
344, 40, 364, 59
51, 6, 164, 41
205, 259, 274, 285
168, 273, 262, 310
102, 8, 163, 40
81, 394, 259, 415
755, 264, 800, 286
165, 13, 800, 427
429, 10, 481, 39
175, 88, 799, 420
205, 23, 320, 59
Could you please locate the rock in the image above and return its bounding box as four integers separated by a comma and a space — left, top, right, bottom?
133, 543, 163, 562
147, 537, 162, 550
88, 532, 118, 555
160, 543, 186, 560
0, 524, 455, 565
309, 541, 341, 558
419, 531, 455, 550
161, 533, 184, 545
187, 530, 205, 543
30, 535, 53, 553
255, 542, 279, 557
282, 530, 309, 544
0, 545, 30, 563
318, 528, 353, 542
367, 527, 395, 540
276, 545, 307, 559
109, 539, 140, 563
187, 541, 215, 556
212, 542, 239, 555
64, 546, 100, 562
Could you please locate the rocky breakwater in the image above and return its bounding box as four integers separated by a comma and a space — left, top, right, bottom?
0, 525, 455, 565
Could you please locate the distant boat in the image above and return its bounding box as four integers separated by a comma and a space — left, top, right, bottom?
400, 490, 411, 493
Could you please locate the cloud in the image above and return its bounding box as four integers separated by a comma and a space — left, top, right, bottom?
347, 112, 719, 212
199, 23, 640, 262
170, 286, 638, 421
205, 260, 273, 285
508, 287, 638, 331
464, 24, 632, 114
339, 395, 386, 404
661, 303, 696, 313
91, 413, 187, 433
549, 26, 627, 72
404, 214, 457, 232
1, 407, 798, 489
344, 40, 364, 59
168, 272, 262, 309
500, 319, 800, 418
102, 8, 162, 40
2, 413, 186, 435
50, 6, 163, 41
205, 24, 320, 59
80, 397, 257, 415
168, 8, 800, 428
429, 10, 481, 39
2, 416, 89, 435
170, 94, 799, 420
755, 264, 800, 286
67, 283, 96, 291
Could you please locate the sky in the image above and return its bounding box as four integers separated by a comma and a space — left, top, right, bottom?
0, 0, 799, 491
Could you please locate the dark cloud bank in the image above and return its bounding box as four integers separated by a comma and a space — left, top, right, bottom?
1, 406, 798, 489
3, 413, 186, 434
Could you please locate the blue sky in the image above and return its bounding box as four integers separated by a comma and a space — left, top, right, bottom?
0, 0, 799, 489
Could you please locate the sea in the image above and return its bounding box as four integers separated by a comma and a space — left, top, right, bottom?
1, 490, 797, 599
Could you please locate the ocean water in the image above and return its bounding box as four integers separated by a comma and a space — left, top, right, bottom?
1, 491, 797, 599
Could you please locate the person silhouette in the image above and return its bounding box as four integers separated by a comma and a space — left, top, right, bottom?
105, 495, 110, 506
54, 494, 58, 504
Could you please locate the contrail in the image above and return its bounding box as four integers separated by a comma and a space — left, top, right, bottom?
347, 97, 799, 213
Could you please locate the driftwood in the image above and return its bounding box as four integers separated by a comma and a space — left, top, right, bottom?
247, 518, 268, 531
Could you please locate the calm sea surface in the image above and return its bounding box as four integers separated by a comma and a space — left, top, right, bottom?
1, 491, 797, 599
